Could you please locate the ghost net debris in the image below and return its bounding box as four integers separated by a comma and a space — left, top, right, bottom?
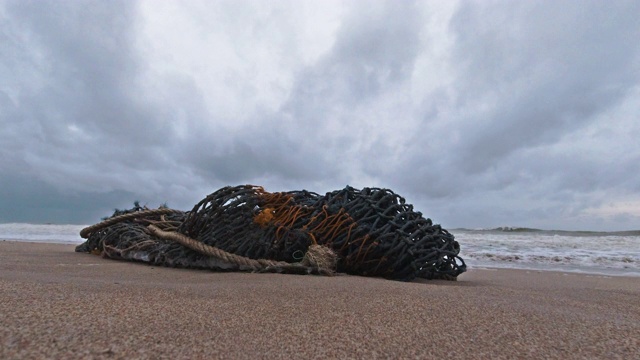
77, 185, 466, 281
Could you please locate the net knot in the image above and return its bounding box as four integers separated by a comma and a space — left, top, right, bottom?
300, 244, 338, 271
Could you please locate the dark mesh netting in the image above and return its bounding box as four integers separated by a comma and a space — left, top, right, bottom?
77, 185, 466, 281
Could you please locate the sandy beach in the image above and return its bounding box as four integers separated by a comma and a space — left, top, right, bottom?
1, 241, 638, 359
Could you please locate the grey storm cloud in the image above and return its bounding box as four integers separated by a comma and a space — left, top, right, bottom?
387, 1, 640, 205
448, 1, 640, 174
2, 1, 168, 173
1, 0, 639, 231
286, 1, 421, 110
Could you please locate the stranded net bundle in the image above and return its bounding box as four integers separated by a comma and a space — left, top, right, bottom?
77, 185, 466, 281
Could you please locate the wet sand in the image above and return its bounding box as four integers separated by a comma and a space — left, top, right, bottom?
1, 240, 638, 359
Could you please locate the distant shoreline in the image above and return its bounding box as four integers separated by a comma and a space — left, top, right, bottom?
453, 227, 640, 236
2, 222, 639, 234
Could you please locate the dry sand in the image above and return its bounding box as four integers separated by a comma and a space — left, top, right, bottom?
1, 240, 638, 359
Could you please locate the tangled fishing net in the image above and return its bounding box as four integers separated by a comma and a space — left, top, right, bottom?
77, 185, 466, 281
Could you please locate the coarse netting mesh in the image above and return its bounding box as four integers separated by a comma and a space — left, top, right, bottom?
77, 185, 466, 281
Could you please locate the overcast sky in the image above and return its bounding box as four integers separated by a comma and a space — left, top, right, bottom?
1, 0, 639, 231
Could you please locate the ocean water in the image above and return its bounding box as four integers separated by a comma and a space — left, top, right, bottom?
455, 228, 640, 276
0, 223, 87, 245
1, 223, 638, 277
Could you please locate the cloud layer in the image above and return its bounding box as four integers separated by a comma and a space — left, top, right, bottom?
1, 0, 639, 230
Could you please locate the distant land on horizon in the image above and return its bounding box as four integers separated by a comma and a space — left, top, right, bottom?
452, 227, 640, 236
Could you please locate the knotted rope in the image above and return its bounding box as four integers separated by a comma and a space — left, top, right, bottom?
147, 225, 335, 275
79, 209, 337, 275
